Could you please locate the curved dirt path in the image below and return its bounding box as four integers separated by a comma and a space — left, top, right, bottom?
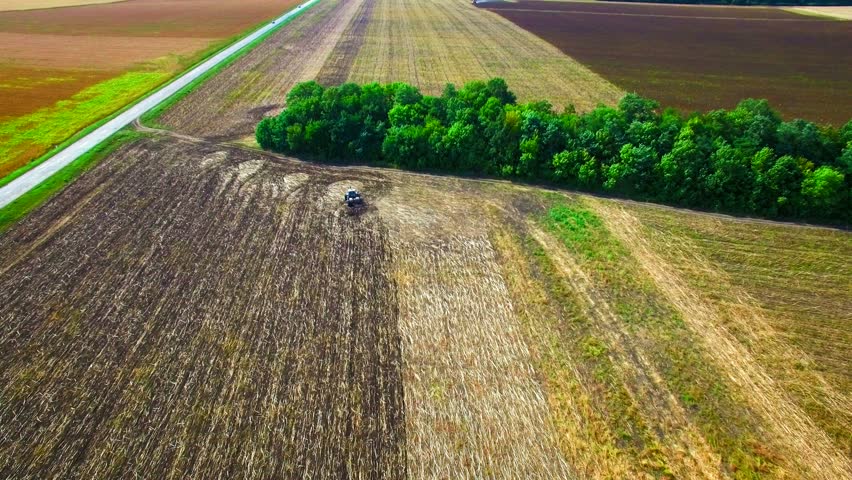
0, 0, 320, 210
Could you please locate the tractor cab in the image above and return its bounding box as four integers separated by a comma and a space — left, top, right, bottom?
343, 188, 364, 208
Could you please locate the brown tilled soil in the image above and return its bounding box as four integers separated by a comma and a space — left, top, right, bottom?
160, 0, 365, 140
0, 0, 301, 37
0, 136, 406, 479
486, 0, 852, 124
0, 66, 114, 120
0, 32, 212, 70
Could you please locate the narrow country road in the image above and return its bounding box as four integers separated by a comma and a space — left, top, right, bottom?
0, 0, 320, 210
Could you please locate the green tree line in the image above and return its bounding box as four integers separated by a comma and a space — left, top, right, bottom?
257, 79, 851, 223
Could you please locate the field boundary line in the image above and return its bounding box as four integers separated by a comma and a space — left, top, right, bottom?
0, 0, 321, 210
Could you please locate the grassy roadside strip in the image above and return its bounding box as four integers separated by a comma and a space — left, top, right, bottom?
0, 130, 144, 232
140, 2, 315, 128
0, 2, 311, 190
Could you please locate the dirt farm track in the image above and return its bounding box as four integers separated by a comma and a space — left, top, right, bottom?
0, 0, 850, 479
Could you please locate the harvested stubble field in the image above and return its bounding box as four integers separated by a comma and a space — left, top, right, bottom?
160, 0, 366, 140
0, 0, 301, 180
1, 129, 850, 478
158, 0, 625, 141
486, 0, 852, 124
341, 0, 623, 111
599, 199, 852, 456
0, 136, 407, 478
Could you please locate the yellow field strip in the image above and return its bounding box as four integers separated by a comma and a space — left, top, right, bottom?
378, 181, 574, 477
347, 0, 623, 111
786, 6, 852, 20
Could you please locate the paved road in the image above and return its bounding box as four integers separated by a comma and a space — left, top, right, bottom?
0, 0, 320, 210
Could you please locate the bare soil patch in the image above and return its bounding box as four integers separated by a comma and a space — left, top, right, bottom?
486, 0, 852, 124
0, 66, 113, 120
0, 32, 212, 70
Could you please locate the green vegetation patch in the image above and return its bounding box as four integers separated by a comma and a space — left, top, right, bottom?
0, 71, 170, 181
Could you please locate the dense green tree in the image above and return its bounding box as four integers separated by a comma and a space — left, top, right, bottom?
801, 166, 846, 216
257, 78, 850, 224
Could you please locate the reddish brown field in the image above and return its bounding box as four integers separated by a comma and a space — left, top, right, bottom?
486, 1, 852, 124
0, 66, 112, 120
0, 0, 302, 119
0, 0, 300, 37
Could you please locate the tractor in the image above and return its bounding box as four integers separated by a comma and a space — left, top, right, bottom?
343, 188, 365, 210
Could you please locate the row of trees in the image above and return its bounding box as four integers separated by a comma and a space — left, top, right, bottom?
257, 79, 851, 223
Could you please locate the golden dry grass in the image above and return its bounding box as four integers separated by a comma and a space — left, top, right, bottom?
345, 0, 623, 111
0, 0, 123, 11
376, 179, 574, 477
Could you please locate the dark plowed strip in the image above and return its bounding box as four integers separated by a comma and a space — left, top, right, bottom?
316, 0, 375, 86
0, 137, 406, 479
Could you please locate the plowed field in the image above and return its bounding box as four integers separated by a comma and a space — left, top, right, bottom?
486, 0, 852, 124
0, 137, 407, 478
